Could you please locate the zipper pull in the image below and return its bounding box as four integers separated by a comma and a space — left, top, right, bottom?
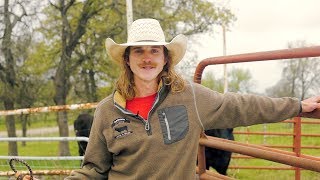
145, 122, 150, 131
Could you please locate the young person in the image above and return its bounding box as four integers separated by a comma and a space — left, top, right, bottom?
65, 18, 320, 179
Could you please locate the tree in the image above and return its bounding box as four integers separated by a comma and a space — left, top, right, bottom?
38, 0, 131, 155
202, 71, 224, 92
15, 39, 54, 145
0, 0, 34, 155
202, 68, 254, 93
14, 35, 34, 146
69, 0, 236, 100
228, 68, 254, 93
42, 0, 106, 156
266, 41, 320, 100
35, 0, 235, 156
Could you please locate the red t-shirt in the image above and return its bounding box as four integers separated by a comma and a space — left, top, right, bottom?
126, 93, 157, 120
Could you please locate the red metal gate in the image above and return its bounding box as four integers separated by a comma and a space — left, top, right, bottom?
194, 46, 320, 180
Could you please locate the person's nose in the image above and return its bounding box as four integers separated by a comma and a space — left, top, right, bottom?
142, 53, 152, 63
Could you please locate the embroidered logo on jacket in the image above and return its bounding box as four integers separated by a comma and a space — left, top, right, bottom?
112, 118, 132, 139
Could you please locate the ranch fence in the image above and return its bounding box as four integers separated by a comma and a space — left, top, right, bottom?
0, 46, 320, 179
194, 45, 320, 179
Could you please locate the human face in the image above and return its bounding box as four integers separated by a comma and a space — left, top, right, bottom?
128, 45, 166, 84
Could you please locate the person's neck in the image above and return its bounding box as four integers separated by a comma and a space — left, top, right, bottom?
134, 79, 158, 98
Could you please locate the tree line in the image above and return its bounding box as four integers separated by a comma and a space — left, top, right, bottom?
0, 0, 235, 156
201, 40, 320, 98
2, 0, 319, 158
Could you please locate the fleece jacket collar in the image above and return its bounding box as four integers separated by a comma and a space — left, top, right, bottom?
113, 79, 169, 113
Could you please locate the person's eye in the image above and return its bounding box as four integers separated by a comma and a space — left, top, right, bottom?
134, 49, 143, 54
151, 49, 159, 54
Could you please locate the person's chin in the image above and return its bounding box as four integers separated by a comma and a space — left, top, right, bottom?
137, 74, 157, 82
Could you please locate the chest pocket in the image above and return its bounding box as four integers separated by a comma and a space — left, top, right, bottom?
157, 105, 189, 144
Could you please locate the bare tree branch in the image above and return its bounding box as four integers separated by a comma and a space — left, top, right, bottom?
67, 0, 101, 56
64, 0, 76, 13
10, 1, 27, 28
48, 0, 60, 10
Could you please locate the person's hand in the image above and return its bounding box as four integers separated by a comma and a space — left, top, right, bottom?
301, 96, 320, 112
22, 175, 36, 180
15, 173, 38, 180
300, 96, 320, 118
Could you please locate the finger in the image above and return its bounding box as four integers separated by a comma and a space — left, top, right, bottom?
15, 172, 24, 180
23, 175, 31, 180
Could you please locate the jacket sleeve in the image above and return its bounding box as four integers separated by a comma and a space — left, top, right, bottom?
65, 105, 112, 179
191, 82, 301, 130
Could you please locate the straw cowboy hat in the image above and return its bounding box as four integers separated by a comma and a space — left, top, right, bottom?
105, 18, 187, 66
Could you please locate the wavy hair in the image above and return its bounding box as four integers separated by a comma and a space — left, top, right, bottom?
115, 46, 185, 100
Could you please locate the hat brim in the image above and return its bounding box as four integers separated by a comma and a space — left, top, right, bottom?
105, 34, 187, 66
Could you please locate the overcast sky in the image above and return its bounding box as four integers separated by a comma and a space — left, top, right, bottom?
191, 0, 320, 93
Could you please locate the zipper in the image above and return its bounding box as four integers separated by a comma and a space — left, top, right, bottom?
147, 93, 160, 120
115, 102, 152, 135
144, 122, 150, 131
143, 92, 160, 134
162, 112, 171, 141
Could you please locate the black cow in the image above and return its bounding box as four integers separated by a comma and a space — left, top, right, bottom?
74, 113, 93, 156
204, 128, 234, 175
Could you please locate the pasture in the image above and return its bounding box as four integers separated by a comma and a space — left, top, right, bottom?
0, 113, 319, 179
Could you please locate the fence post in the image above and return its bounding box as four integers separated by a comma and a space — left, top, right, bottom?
293, 117, 301, 180
197, 132, 207, 178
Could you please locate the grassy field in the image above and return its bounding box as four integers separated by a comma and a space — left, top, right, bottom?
219, 120, 320, 180
0, 115, 319, 179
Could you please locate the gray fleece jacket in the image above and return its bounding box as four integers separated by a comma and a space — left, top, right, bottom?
65, 81, 300, 180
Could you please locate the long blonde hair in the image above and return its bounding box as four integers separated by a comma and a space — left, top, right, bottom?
115, 46, 185, 100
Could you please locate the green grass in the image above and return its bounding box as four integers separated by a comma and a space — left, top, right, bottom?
0, 110, 87, 131
227, 168, 320, 180
218, 119, 320, 179
0, 111, 84, 177
0, 134, 81, 171
1, 115, 319, 179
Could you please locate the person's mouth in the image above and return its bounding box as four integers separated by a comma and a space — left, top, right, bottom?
141, 65, 155, 70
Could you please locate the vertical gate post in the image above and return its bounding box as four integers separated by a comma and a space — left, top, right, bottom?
293, 117, 302, 180
198, 132, 207, 178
